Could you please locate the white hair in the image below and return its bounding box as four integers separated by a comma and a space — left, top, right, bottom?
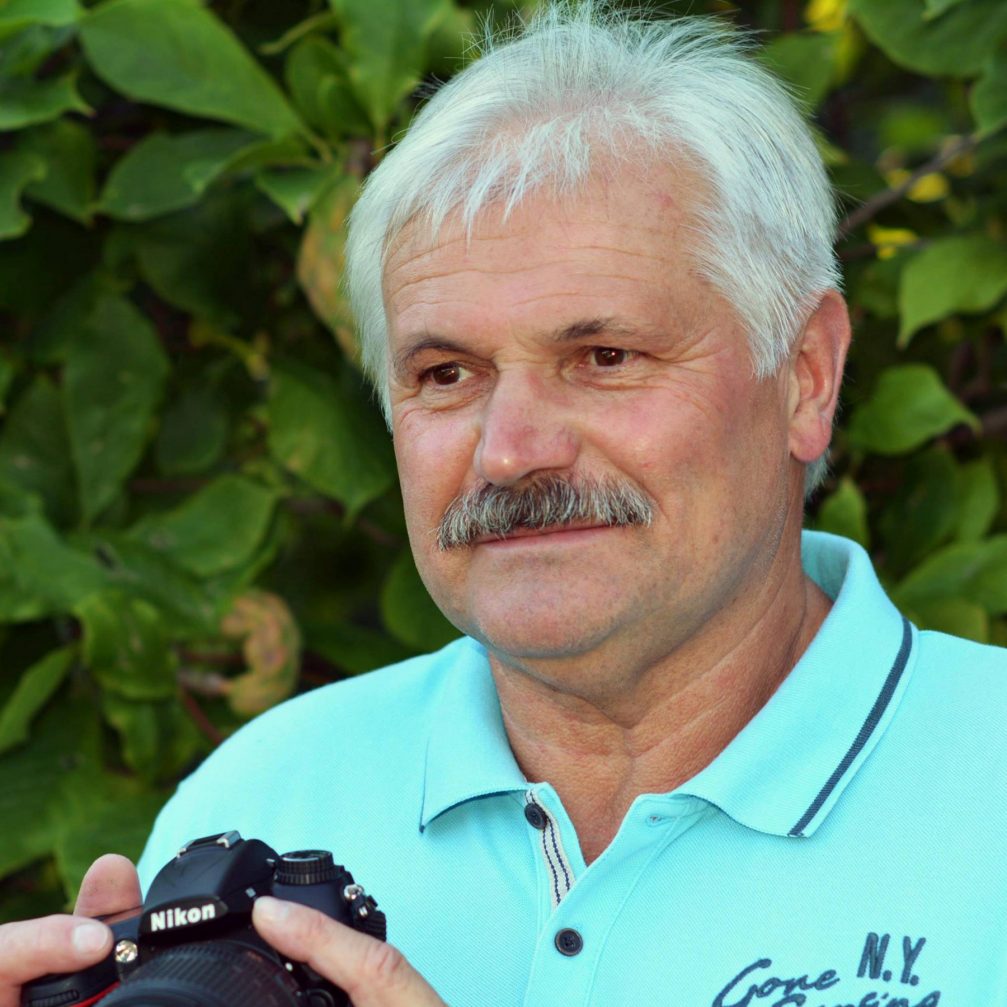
344, 1, 840, 487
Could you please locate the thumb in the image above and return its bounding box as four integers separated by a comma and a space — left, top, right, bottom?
253, 897, 447, 1007
73, 854, 142, 919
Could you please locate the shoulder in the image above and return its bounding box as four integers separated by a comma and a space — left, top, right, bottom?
213, 639, 472, 757
138, 637, 482, 885
910, 627, 1007, 697
889, 627, 1007, 772
189, 636, 482, 781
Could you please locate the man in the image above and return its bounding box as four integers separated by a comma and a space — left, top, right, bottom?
3, 5, 1004, 1006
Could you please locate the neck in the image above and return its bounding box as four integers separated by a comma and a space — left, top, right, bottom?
488, 539, 832, 865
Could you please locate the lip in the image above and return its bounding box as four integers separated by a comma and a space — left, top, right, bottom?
474, 524, 611, 546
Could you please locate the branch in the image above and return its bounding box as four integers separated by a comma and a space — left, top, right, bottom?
179, 685, 225, 747
837, 133, 979, 239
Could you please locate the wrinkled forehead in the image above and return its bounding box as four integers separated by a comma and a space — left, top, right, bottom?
381, 158, 710, 290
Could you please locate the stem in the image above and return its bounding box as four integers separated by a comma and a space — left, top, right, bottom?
179, 686, 225, 747
838, 133, 979, 239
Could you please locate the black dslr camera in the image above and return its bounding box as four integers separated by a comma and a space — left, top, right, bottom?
21, 831, 386, 1007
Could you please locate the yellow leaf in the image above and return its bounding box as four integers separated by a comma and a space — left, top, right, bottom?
867, 224, 918, 260
883, 167, 911, 188
219, 590, 301, 716
805, 0, 847, 32
907, 172, 950, 203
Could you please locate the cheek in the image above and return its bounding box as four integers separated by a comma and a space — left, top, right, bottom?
393, 409, 477, 522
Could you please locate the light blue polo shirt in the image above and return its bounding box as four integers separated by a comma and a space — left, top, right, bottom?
139, 532, 1007, 1006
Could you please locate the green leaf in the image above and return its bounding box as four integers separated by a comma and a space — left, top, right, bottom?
80, 0, 304, 139
877, 102, 951, 154
849, 0, 1007, 77
0, 375, 76, 527
0, 0, 81, 37
127, 475, 278, 577
0, 73, 90, 130
63, 294, 170, 522
894, 536, 1007, 615
98, 129, 258, 221
954, 459, 1000, 543
812, 477, 869, 548
155, 384, 229, 476
100, 693, 204, 781
907, 597, 988, 643
971, 51, 1007, 136
760, 31, 838, 110
381, 548, 459, 652
898, 235, 1007, 345
0, 150, 45, 240
16, 119, 96, 225
129, 193, 249, 325
259, 10, 339, 56
0, 354, 14, 411
878, 448, 960, 573
76, 591, 177, 700
0, 212, 99, 315
54, 782, 170, 900
0, 509, 107, 621
923, 0, 969, 17
307, 619, 412, 675
267, 359, 394, 515
0, 698, 101, 878
0, 646, 75, 755
330, 0, 452, 132
75, 533, 220, 634
284, 35, 371, 138
254, 165, 336, 224
0, 24, 61, 77
847, 364, 979, 455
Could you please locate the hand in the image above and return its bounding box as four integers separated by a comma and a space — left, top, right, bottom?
253, 896, 447, 1007
0, 854, 141, 1007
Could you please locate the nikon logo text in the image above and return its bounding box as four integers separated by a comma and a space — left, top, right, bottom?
149, 903, 217, 932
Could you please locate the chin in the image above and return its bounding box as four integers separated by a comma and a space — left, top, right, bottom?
466, 609, 622, 665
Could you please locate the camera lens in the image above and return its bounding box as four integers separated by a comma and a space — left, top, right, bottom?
98, 942, 316, 1007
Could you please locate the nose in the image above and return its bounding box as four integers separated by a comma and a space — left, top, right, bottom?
474, 370, 580, 486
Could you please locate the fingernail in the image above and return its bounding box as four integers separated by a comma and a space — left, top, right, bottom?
73, 920, 109, 955
255, 896, 292, 924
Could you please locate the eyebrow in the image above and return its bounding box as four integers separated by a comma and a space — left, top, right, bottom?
552, 317, 637, 343
392, 318, 647, 379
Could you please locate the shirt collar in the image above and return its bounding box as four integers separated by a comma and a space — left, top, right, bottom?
419, 531, 917, 838
677, 531, 916, 837
419, 637, 526, 830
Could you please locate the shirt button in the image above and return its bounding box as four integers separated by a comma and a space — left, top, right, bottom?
524, 802, 548, 829
555, 928, 584, 956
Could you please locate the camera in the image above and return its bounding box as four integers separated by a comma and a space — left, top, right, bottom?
21, 830, 387, 1007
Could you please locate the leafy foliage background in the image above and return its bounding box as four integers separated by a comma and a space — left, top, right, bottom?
0, 0, 1005, 919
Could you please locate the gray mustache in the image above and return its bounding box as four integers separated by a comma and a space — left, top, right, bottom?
436, 475, 654, 550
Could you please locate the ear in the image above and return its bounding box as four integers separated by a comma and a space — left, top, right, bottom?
787, 289, 851, 465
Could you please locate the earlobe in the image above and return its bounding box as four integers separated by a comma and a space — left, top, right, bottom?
787, 289, 852, 465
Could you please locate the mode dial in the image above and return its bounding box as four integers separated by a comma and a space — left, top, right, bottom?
274, 850, 340, 885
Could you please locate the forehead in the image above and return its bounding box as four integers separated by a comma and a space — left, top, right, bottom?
381, 163, 711, 334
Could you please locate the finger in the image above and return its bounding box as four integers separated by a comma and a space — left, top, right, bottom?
73, 854, 142, 919
253, 897, 446, 1007
0, 914, 111, 1007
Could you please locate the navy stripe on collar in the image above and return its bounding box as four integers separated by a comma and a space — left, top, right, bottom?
788, 616, 913, 837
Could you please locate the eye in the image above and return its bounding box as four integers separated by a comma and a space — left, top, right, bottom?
425, 362, 465, 386
590, 347, 631, 367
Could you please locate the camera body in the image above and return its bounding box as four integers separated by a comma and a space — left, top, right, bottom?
21, 830, 386, 1007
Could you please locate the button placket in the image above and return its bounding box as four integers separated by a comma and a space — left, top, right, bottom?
524, 790, 576, 910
